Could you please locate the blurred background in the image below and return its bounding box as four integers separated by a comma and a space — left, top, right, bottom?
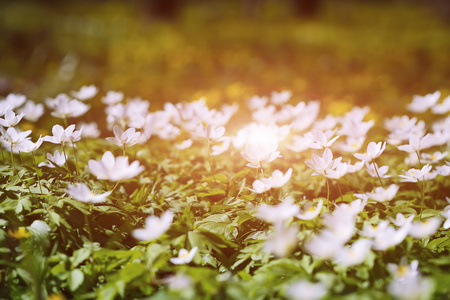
1, 0, 450, 113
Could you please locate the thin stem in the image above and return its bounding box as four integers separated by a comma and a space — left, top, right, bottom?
326, 177, 330, 210
415, 151, 423, 168
62, 117, 68, 128
123, 144, 126, 157
72, 143, 80, 176
336, 179, 343, 203
32, 151, 43, 194
19, 151, 25, 165
10, 144, 15, 172
61, 143, 70, 176
373, 162, 385, 188
419, 178, 426, 220
84, 212, 93, 242
111, 180, 121, 194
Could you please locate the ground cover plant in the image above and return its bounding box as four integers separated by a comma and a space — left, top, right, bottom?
1, 87, 450, 300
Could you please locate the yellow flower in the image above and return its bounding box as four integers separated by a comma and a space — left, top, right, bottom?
8, 227, 30, 239
47, 294, 66, 300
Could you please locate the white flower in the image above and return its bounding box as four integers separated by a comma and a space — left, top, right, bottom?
333, 198, 367, 217
1, 93, 26, 109
372, 224, 410, 251
287, 280, 327, 300
88, 151, 144, 181
407, 91, 440, 113
296, 200, 323, 220
0, 108, 25, 127
241, 140, 281, 168
388, 258, 419, 281
170, 247, 198, 265
399, 164, 432, 182
322, 214, 355, 243
256, 198, 299, 223
389, 213, 415, 227
18, 101, 44, 122
65, 183, 111, 203
441, 207, 450, 229
365, 162, 391, 178
79, 122, 101, 138
431, 94, 450, 114
305, 148, 342, 176
15, 136, 43, 153
323, 161, 348, 179
248, 179, 272, 194
29, 220, 51, 236
287, 134, 314, 153
175, 139, 193, 150
421, 151, 448, 164
211, 138, 230, 156
308, 129, 339, 150
336, 136, 365, 153
398, 134, 434, 153
105, 125, 141, 148
193, 124, 225, 142
48, 94, 90, 119
247, 95, 268, 110
132, 210, 173, 241
163, 273, 192, 290
102, 91, 123, 105
435, 164, 450, 176
304, 230, 346, 259
263, 223, 298, 257
408, 218, 442, 239
388, 275, 434, 300
333, 239, 372, 267
260, 168, 293, 188
1, 127, 31, 149
43, 124, 83, 145
38, 150, 66, 168
359, 221, 389, 238
366, 184, 399, 202
354, 141, 386, 162
71, 85, 98, 100
270, 90, 292, 105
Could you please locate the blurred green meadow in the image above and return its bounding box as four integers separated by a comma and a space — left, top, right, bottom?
1, 0, 450, 113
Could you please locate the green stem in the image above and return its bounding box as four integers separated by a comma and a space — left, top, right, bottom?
111, 180, 121, 194
63, 117, 68, 128
72, 143, 80, 176
84, 212, 93, 242
373, 162, 384, 188
10, 143, 15, 172
326, 177, 330, 210
61, 143, 70, 176
419, 178, 426, 220
123, 144, 126, 157
415, 151, 423, 168
336, 179, 343, 203
32, 151, 43, 194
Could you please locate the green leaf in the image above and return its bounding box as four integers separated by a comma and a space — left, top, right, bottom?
118, 262, 146, 283
97, 286, 116, 300
426, 237, 450, 250
69, 268, 84, 292
197, 189, 226, 198
49, 211, 61, 226
71, 248, 91, 269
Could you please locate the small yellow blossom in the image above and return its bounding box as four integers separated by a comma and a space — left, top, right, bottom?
47, 294, 66, 300
8, 227, 30, 239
